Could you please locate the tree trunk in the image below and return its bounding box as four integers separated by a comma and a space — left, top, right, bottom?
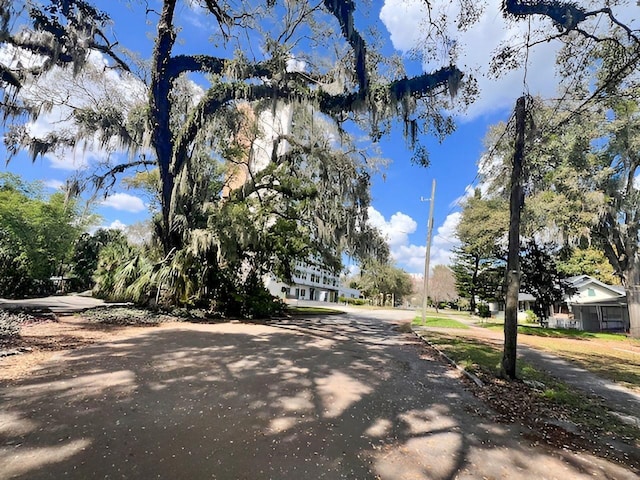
502, 96, 526, 379
470, 254, 479, 313
150, 0, 179, 255
627, 286, 640, 337
625, 261, 640, 338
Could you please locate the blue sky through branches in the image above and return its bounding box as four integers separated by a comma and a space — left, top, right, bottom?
1, 1, 636, 274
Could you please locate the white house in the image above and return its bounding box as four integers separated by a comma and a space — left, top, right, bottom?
562, 275, 625, 305
550, 275, 628, 332
489, 292, 537, 322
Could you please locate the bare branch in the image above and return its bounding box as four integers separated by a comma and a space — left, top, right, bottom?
91, 158, 156, 193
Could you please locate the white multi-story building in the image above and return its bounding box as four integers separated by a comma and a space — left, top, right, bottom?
228, 102, 359, 302
264, 260, 360, 302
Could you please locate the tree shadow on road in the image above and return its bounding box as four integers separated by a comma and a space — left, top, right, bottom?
1, 316, 637, 479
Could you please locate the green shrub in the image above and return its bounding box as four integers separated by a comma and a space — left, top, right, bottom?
525, 309, 539, 324
477, 304, 491, 318
340, 297, 365, 305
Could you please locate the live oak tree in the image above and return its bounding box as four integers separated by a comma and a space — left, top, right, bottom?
1, 0, 474, 310
355, 260, 413, 307
557, 247, 619, 286
532, 98, 640, 337
473, 0, 640, 376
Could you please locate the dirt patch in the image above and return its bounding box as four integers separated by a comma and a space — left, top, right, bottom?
3, 312, 639, 473
0, 314, 162, 383
460, 369, 640, 470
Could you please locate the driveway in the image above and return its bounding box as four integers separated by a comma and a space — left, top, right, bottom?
1, 311, 637, 479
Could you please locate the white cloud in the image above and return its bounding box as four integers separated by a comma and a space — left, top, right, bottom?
380, 0, 635, 119
101, 193, 146, 213
378, 0, 431, 54
430, 212, 461, 267
42, 144, 93, 171
367, 206, 417, 247
106, 220, 127, 231
44, 179, 64, 190
368, 207, 460, 274
286, 56, 306, 73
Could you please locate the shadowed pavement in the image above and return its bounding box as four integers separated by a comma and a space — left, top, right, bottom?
1, 311, 638, 479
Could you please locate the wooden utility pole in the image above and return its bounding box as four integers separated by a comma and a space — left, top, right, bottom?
422, 179, 436, 323
502, 96, 526, 379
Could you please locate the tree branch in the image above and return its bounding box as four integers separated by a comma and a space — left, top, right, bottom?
171, 66, 462, 175
502, 0, 587, 30
91, 158, 156, 193
323, 0, 368, 94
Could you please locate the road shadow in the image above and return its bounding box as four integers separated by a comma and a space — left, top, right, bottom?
1, 316, 637, 479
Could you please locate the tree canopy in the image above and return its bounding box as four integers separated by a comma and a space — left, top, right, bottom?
1, 0, 477, 311
0, 172, 89, 297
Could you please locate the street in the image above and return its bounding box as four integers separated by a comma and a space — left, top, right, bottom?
1, 309, 637, 479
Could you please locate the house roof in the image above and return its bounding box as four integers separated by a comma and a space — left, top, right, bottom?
572, 298, 628, 307
518, 293, 536, 302
565, 275, 625, 298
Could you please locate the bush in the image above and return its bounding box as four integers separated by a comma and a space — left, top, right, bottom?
339, 296, 365, 305
525, 309, 539, 324
477, 304, 491, 318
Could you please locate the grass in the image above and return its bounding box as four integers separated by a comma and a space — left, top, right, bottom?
426, 333, 502, 372
286, 306, 342, 315
482, 323, 633, 341
520, 334, 640, 391
474, 324, 640, 390
420, 331, 640, 443
412, 316, 469, 329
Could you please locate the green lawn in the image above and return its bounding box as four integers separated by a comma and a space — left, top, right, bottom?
482, 323, 632, 341
412, 316, 469, 329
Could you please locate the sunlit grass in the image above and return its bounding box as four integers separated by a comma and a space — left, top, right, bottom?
482, 324, 633, 341
449, 323, 640, 391
412, 316, 469, 329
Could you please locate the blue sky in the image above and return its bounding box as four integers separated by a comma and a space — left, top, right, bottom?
2, 1, 635, 274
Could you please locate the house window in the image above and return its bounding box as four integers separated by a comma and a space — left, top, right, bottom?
301, 289, 306, 298
587, 288, 595, 297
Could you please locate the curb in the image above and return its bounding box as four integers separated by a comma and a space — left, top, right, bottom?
412, 328, 484, 388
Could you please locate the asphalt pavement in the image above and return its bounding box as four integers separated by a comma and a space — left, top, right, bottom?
0, 294, 105, 313
1, 306, 637, 479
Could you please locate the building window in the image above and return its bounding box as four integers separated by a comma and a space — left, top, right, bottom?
587, 288, 595, 297
300, 289, 306, 298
